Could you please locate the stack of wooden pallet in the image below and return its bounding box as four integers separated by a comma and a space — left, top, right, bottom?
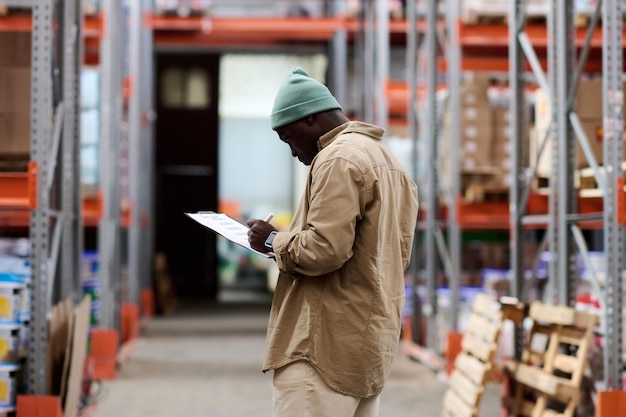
442, 296, 599, 417
504, 302, 599, 417
442, 294, 524, 417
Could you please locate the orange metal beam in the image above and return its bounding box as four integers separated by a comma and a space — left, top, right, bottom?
458, 21, 609, 49
0, 14, 31, 32
83, 193, 103, 227
147, 15, 442, 48
147, 15, 345, 42
0, 161, 37, 209
458, 20, 620, 72
456, 198, 510, 230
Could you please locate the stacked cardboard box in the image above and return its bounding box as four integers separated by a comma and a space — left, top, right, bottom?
441, 77, 532, 196
491, 106, 513, 187
0, 32, 31, 157
459, 75, 493, 171
441, 74, 495, 191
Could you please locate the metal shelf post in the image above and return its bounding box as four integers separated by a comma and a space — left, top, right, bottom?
445, 0, 461, 333
28, 0, 81, 394
550, 0, 577, 306
601, 0, 624, 390
422, 0, 439, 351
28, 0, 54, 394
374, 0, 389, 129
61, 0, 83, 301
98, 0, 124, 329
128, 0, 155, 305
509, 0, 528, 360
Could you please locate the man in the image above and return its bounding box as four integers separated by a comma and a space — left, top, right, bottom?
247, 67, 419, 417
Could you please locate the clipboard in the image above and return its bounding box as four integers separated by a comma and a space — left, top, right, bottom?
185, 211, 274, 258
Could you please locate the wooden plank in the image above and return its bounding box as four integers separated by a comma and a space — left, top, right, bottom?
541, 409, 566, 417
500, 299, 526, 323
511, 363, 579, 403
466, 314, 500, 342
456, 352, 489, 385
526, 351, 546, 365
529, 302, 575, 325
461, 332, 495, 363
572, 310, 600, 328
553, 354, 579, 374
509, 363, 558, 395
472, 294, 503, 322
558, 327, 587, 345
449, 369, 483, 407
533, 323, 555, 336
518, 398, 537, 416
443, 389, 476, 417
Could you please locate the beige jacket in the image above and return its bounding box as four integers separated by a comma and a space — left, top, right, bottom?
265, 121, 419, 398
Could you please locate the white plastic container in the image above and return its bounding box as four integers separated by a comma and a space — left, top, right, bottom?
0, 323, 20, 363
0, 363, 19, 409
0, 276, 23, 323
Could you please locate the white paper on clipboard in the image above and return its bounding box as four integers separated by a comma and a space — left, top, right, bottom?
185, 211, 274, 258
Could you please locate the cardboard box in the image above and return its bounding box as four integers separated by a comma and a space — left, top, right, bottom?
578, 120, 626, 167
0, 67, 31, 112
0, 113, 30, 154
574, 78, 626, 121
461, 129, 493, 170
578, 120, 605, 166
492, 107, 511, 125
575, 78, 604, 120
0, 32, 31, 67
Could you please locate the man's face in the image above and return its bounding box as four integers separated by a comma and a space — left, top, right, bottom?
275, 117, 320, 166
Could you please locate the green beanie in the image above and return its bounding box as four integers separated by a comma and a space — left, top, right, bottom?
271, 67, 342, 130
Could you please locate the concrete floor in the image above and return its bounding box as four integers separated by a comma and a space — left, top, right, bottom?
93, 290, 503, 417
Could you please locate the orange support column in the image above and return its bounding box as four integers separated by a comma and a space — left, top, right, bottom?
140, 287, 155, 319
596, 390, 626, 417
88, 328, 119, 380
16, 395, 63, 417
444, 331, 463, 375
120, 303, 140, 343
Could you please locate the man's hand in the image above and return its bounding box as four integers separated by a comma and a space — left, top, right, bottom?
246, 219, 278, 253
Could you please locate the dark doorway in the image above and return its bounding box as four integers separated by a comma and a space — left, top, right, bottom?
155, 52, 219, 302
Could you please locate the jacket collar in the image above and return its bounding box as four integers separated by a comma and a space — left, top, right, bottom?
318, 121, 384, 151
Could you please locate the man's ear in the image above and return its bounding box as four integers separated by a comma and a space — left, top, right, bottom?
306, 114, 315, 125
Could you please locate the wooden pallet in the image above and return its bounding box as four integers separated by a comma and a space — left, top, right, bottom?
504, 302, 599, 417
464, 182, 509, 204
576, 162, 626, 198
442, 295, 524, 417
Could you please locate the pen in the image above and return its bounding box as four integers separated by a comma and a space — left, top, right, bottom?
264, 213, 275, 223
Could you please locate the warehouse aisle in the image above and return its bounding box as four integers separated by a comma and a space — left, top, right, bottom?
93, 291, 502, 417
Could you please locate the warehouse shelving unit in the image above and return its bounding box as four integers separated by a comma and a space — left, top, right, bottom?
0, 0, 134, 408
400, 2, 625, 400
509, 0, 624, 393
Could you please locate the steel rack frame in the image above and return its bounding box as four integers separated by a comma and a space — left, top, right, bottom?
28, 0, 82, 394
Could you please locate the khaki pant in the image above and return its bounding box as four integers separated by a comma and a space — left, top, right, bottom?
273, 360, 381, 417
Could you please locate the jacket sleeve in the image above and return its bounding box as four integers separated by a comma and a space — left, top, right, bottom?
273, 157, 369, 277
